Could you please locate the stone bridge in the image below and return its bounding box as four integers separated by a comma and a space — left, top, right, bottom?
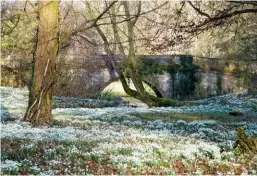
2, 54, 256, 100
73, 55, 257, 100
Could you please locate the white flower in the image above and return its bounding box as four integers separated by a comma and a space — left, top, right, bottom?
70, 146, 79, 154
1, 160, 20, 172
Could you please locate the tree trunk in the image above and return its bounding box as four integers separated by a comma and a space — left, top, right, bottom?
234, 127, 257, 155
121, 2, 187, 107
24, 0, 59, 126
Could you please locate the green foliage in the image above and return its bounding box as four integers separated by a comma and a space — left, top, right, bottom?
117, 148, 134, 156
1, 152, 8, 160
99, 89, 123, 102
1, 5, 38, 88
52, 95, 125, 109
2, 15, 38, 58
238, 68, 253, 89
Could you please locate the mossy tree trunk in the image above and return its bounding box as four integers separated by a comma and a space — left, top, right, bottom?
234, 127, 257, 155
121, 2, 187, 107
24, 0, 59, 125
93, 2, 191, 107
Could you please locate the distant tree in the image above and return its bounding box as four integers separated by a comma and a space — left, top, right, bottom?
153, 1, 257, 51
190, 16, 257, 60
185, 1, 257, 33
1, 1, 38, 87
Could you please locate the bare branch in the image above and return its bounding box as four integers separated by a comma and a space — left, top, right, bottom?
197, 8, 257, 29
71, 1, 118, 36
2, 17, 20, 36
76, 34, 98, 46
229, 1, 257, 6
132, 1, 142, 26
188, 1, 211, 19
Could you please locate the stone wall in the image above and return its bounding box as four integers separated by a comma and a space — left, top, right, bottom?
137, 56, 255, 100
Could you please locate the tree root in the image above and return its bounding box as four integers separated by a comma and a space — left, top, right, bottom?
234, 127, 257, 155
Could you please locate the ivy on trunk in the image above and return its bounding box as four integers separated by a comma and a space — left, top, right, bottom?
24, 0, 59, 126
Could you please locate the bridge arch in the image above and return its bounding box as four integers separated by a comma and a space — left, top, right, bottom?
102, 79, 162, 98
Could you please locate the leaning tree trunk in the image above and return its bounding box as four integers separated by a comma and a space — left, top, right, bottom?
121, 1, 189, 107
94, 2, 192, 107
24, 0, 59, 125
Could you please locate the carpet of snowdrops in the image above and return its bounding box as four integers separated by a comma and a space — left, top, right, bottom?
1, 86, 257, 175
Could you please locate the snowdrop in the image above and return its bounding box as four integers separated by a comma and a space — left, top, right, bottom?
0, 160, 20, 173
20, 143, 35, 149
1, 86, 257, 174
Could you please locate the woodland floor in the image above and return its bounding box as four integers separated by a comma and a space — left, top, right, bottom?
1, 86, 257, 175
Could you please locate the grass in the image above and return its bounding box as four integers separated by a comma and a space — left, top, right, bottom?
102, 80, 157, 98
121, 96, 143, 103
139, 112, 257, 123
101, 81, 157, 107
99, 89, 123, 102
